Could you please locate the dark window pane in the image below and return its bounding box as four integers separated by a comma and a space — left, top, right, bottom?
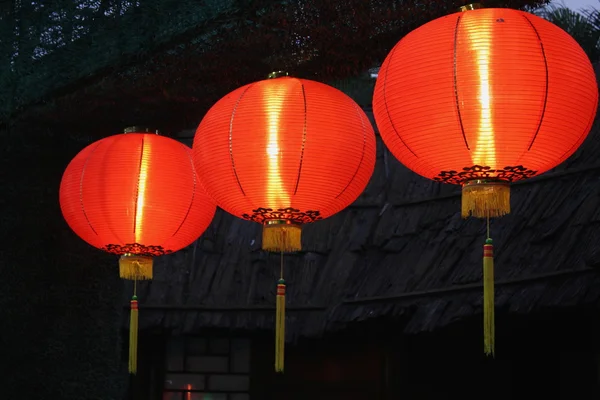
231, 339, 250, 373
187, 337, 207, 355
209, 338, 229, 354
230, 394, 250, 400
167, 338, 185, 371
186, 356, 229, 372
164, 373, 205, 390
207, 375, 250, 391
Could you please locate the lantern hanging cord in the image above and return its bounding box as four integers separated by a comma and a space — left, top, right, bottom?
275, 248, 287, 372
487, 209, 491, 240
133, 276, 137, 297
280, 250, 284, 280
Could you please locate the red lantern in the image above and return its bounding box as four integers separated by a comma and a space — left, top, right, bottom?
193, 74, 376, 252
59, 127, 216, 373
193, 73, 376, 372
373, 5, 598, 356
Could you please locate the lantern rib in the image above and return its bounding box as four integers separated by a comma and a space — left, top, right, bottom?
335, 101, 368, 199
522, 14, 550, 152
452, 15, 471, 151
292, 80, 308, 196
132, 135, 145, 237
382, 43, 418, 158
78, 141, 102, 236
229, 84, 255, 197
169, 143, 197, 238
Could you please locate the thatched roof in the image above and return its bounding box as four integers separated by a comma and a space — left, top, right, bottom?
130, 101, 600, 340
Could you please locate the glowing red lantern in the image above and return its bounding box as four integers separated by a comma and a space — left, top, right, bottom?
373, 4, 598, 356
193, 73, 376, 372
60, 127, 216, 373
374, 5, 597, 216
193, 74, 376, 251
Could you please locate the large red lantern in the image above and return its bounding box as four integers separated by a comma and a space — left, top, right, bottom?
373, 4, 598, 356
60, 127, 216, 373
193, 73, 376, 372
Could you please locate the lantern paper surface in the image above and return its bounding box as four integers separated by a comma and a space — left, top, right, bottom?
193, 76, 376, 229
373, 8, 598, 186
60, 133, 216, 258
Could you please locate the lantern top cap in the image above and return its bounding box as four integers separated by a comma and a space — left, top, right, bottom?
123, 126, 160, 135
458, 3, 483, 12
267, 71, 290, 79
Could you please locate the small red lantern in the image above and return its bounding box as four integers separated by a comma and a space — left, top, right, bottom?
373, 5, 598, 356
60, 127, 216, 373
193, 73, 376, 372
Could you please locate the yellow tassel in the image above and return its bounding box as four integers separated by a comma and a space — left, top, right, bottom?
483, 239, 495, 357
129, 296, 139, 374
462, 180, 510, 219
119, 254, 153, 280
262, 222, 302, 253
275, 280, 286, 373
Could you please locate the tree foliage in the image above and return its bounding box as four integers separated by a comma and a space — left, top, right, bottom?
536, 0, 600, 62
0, 0, 548, 134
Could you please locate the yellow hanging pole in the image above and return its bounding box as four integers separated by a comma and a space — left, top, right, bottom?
483, 212, 495, 357
129, 278, 139, 374
275, 239, 286, 373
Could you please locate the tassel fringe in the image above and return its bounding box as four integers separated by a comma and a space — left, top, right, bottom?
462, 180, 510, 219
275, 279, 286, 373
119, 254, 153, 280
129, 296, 139, 374
483, 238, 495, 357
262, 223, 302, 253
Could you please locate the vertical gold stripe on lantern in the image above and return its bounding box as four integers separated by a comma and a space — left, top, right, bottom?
483, 238, 495, 357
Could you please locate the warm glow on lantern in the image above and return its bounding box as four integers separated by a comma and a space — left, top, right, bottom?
470, 23, 496, 168
264, 83, 290, 208
134, 150, 150, 243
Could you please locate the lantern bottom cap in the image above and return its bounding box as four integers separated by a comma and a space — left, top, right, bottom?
119, 254, 153, 280
461, 180, 510, 219
262, 222, 302, 253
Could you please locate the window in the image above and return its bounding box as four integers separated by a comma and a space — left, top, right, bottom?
163, 337, 250, 400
